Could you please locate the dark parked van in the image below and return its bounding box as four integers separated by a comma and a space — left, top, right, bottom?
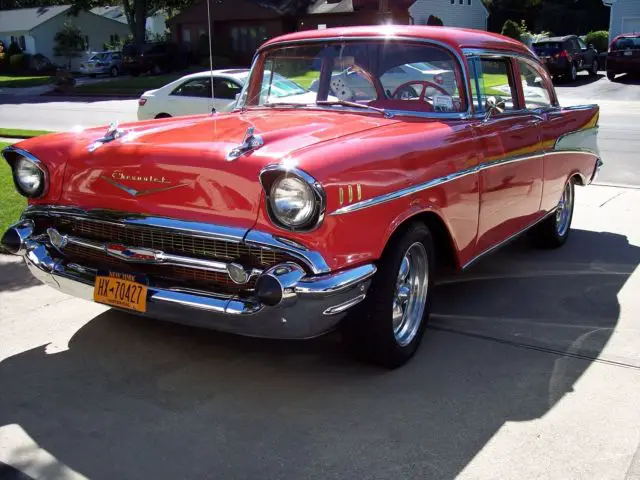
121, 42, 189, 76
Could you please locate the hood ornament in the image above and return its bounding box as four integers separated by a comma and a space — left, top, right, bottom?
226, 127, 263, 161
88, 121, 125, 152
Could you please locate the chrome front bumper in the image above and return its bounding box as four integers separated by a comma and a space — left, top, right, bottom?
6, 230, 375, 339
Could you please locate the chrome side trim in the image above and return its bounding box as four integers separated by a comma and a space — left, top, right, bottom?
331, 152, 545, 216
462, 208, 557, 270
553, 126, 599, 156
2, 146, 50, 199
295, 264, 377, 296
254, 35, 472, 119
259, 165, 327, 232
462, 47, 540, 63
590, 157, 604, 184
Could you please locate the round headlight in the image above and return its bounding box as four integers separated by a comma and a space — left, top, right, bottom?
14, 157, 44, 197
270, 176, 316, 228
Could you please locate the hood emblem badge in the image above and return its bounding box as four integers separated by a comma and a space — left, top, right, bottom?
226, 126, 264, 161
100, 171, 187, 197
88, 121, 125, 152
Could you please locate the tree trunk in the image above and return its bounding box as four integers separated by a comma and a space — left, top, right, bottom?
134, 0, 147, 48
122, 0, 136, 40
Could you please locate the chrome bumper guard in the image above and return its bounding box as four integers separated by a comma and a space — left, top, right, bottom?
3, 223, 375, 339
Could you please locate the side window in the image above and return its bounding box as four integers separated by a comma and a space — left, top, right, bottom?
213, 78, 242, 99
517, 60, 553, 109
470, 57, 517, 112
577, 38, 587, 50
171, 78, 211, 98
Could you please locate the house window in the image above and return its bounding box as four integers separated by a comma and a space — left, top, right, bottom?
459, 0, 464, 4
109, 33, 120, 44
18, 35, 26, 50
468, 0, 471, 4
450, 0, 454, 3
182, 27, 191, 44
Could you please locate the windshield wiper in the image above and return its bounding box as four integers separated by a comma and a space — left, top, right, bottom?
316, 100, 393, 118
262, 102, 310, 108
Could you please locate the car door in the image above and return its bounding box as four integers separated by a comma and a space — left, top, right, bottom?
212, 77, 243, 112
468, 55, 544, 254
168, 77, 213, 116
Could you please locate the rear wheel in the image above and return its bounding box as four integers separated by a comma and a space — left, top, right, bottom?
154, 113, 172, 119
589, 59, 598, 76
110, 66, 119, 77
342, 222, 434, 368
530, 179, 575, 249
568, 63, 578, 82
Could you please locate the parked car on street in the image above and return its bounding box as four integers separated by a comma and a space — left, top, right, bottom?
80, 51, 123, 77
606, 33, 640, 81
533, 35, 599, 82
137, 69, 317, 119
121, 42, 188, 76
2, 26, 601, 368
137, 69, 249, 119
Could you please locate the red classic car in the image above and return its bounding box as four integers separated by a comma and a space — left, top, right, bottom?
2, 26, 601, 368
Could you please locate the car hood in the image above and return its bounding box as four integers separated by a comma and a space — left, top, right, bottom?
24, 109, 398, 229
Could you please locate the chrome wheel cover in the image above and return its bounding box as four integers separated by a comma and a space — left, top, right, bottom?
392, 242, 429, 346
555, 181, 573, 236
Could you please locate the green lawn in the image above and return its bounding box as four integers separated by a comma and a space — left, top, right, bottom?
0, 142, 26, 235
0, 128, 52, 138
0, 75, 54, 88
72, 69, 202, 95
289, 71, 320, 89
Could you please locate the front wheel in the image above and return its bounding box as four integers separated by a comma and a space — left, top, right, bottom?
530, 179, 575, 248
342, 222, 434, 368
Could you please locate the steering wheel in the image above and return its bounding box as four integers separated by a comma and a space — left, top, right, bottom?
391, 80, 450, 101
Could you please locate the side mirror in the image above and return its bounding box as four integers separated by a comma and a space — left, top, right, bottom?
484, 96, 506, 121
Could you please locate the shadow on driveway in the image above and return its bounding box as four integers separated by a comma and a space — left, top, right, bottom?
0, 228, 638, 479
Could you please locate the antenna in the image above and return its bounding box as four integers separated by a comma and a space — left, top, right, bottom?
205, 0, 216, 138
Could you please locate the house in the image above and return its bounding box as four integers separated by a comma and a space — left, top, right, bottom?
167, 0, 413, 65
409, 0, 489, 30
0, 5, 130, 70
602, 0, 640, 43
91, 6, 169, 38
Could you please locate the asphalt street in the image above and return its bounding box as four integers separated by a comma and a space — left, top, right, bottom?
0, 72, 637, 187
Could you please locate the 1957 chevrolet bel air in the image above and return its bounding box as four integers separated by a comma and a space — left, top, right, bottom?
1, 26, 601, 368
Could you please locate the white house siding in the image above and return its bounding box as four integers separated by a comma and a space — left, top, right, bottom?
608, 0, 640, 42
32, 10, 130, 70
409, 0, 489, 30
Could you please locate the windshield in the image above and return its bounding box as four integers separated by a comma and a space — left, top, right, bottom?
237, 41, 465, 114
612, 37, 640, 50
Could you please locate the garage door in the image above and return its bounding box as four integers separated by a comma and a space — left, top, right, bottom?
622, 17, 640, 34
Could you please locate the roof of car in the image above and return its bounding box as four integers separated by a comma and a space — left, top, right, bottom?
178, 69, 250, 81
536, 35, 575, 43
260, 25, 533, 57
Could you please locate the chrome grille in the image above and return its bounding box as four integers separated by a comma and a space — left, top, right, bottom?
45, 216, 293, 268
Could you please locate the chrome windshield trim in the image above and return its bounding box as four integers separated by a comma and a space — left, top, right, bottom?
331, 152, 546, 215
247, 35, 472, 119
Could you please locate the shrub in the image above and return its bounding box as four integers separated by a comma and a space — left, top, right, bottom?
501, 20, 521, 41
585, 30, 609, 52
427, 15, 444, 26
7, 41, 22, 56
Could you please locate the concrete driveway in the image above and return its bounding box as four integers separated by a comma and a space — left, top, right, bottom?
1, 185, 639, 480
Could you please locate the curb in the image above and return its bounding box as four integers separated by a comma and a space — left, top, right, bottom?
43, 91, 139, 99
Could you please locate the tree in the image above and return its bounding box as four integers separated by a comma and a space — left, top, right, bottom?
501, 19, 521, 41
427, 15, 443, 26
53, 21, 84, 70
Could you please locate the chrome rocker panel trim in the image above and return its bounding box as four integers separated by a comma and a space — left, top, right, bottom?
18, 236, 375, 340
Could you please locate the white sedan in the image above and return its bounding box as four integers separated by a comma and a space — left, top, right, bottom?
137, 69, 249, 120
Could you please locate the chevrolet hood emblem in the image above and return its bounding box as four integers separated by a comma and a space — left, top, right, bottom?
100, 171, 187, 197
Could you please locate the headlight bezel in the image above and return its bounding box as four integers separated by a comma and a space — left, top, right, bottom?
2, 146, 48, 198
260, 165, 326, 232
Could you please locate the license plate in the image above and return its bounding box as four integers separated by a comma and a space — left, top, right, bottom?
94, 271, 148, 312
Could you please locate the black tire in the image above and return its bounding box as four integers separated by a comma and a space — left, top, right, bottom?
110, 66, 119, 77
341, 222, 434, 368
530, 179, 575, 249
568, 63, 578, 82
154, 113, 172, 119
589, 59, 598, 76
607, 70, 616, 81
